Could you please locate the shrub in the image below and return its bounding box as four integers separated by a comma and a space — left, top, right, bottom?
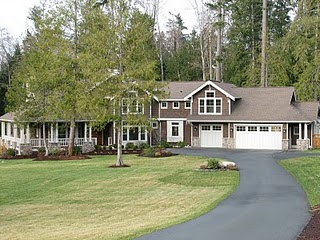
73, 146, 82, 155
94, 145, 100, 151
132, 145, 137, 150
38, 147, 46, 154
207, 159, 220, 169
177, 141, 185, 148
7, 148, 16, 156
160, 140, 172, 149
108, 145, 113, 150
50, 147, 61, 156
139, 142, 149, 149
126, 142, 135, 150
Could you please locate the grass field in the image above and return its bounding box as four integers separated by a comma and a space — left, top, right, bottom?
0, 155, 239, 240
280, 156, 320, 207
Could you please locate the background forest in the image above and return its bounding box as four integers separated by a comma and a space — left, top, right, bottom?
0, 0, 319, 118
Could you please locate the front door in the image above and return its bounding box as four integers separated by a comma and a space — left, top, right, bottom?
291, 125, 299, 146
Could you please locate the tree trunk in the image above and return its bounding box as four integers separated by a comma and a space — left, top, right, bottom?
43, 123, 49, 156
216, 0, 222, 82
116, 123, 124, 166
68, 119, 76, 156
261, 0, 267, 87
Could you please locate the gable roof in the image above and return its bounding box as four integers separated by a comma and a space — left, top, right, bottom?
0, 112, 15, 122
183, 81, 239, 101
162, 81, 204, 100
188, 86, 319, 123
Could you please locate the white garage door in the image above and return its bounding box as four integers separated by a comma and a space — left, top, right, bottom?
235, 125, 282, 150
200, 124, 223, 147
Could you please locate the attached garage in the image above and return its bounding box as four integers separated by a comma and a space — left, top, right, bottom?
200, 124, 223, 147
235, 125, 282, 150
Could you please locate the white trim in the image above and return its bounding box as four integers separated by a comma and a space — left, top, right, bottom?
160, 101, 168, 109
185, 100, 191, 109
160, 99, 184, 101
184, 81, 236, 101
172, 101, 180, 109
167, 120, 184, 142
187, 120, 313, 123
198, 97, 223, 115
158, 118, 187, 121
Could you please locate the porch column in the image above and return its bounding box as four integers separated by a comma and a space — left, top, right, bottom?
89, 126, 92, 142
13, 124, 18, 142
55, 123, 59, 143
7, 123, 11, 137
26, 124, 30, 144
299, 123, 302, 140
50, 124, 54, 142
304, 123, 308, 140
84, 122, 88, 142
20, 126, 25, 144
1, 122, 5, 138
286, 123, 289, 139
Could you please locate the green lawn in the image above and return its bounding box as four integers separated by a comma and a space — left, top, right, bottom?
280, 156, 320, 207
0, 155, 239, 240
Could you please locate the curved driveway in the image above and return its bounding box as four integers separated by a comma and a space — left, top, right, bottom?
136, 148, 313, 240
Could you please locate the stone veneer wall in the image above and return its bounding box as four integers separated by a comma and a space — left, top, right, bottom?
192, 137, 200, 147
297, 139, 310, 150
223, 138, 235, 148
282, 140, 289, 151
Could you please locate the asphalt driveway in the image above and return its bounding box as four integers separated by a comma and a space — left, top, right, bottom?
136, 148, 313, 240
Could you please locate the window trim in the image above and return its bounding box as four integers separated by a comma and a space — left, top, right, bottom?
151, 121, 158, 129
172, 101, 180, 109
122, 98, 144, 114
185, 100, 191, 109
198, 97, 223, 115
160, 101, 168, 109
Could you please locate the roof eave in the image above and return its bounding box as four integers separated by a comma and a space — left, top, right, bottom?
183, 81, 236, 101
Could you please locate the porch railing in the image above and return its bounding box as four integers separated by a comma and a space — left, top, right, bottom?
30, 138, 97, 147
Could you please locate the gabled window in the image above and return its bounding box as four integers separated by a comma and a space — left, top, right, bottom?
173, 101, 179, 109
161, 101, 168, 109
198, 90, 222, 115
122, 98, 144, 114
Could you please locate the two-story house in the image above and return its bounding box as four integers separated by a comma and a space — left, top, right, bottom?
1, 80, 319, 153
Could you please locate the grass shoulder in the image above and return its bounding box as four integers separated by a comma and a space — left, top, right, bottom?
279, 156, 320, 207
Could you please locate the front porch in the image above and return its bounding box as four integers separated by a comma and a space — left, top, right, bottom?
0, 121, 98, 154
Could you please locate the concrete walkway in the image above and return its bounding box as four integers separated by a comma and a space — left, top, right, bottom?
136, 148, 313, 240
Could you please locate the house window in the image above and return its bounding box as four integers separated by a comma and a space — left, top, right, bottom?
123, 127, 128, 141
206, 91, 215, 98
122, 98, 144, 114
122, 126, 147, 142
260, 126, 269, 132
202, 125, 211, 131
161, 102, 168, 109
248, 126, 257, 132
271, 126, 281, 132
198, 91, 222, 115
236, 126, 246, 131
212, 125, 222, 131
293, 126, 299, 135
185, 100, 191, 109
173, 101, 179, 109
152, 121, 158, 129
171, 122, 179, 136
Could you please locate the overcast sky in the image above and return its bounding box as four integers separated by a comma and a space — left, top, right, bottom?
0, 0, 205, 40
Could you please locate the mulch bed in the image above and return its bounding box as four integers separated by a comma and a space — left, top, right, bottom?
33, 155, 91, 161
298, 205, 320, 240
108, 164, 131, 168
